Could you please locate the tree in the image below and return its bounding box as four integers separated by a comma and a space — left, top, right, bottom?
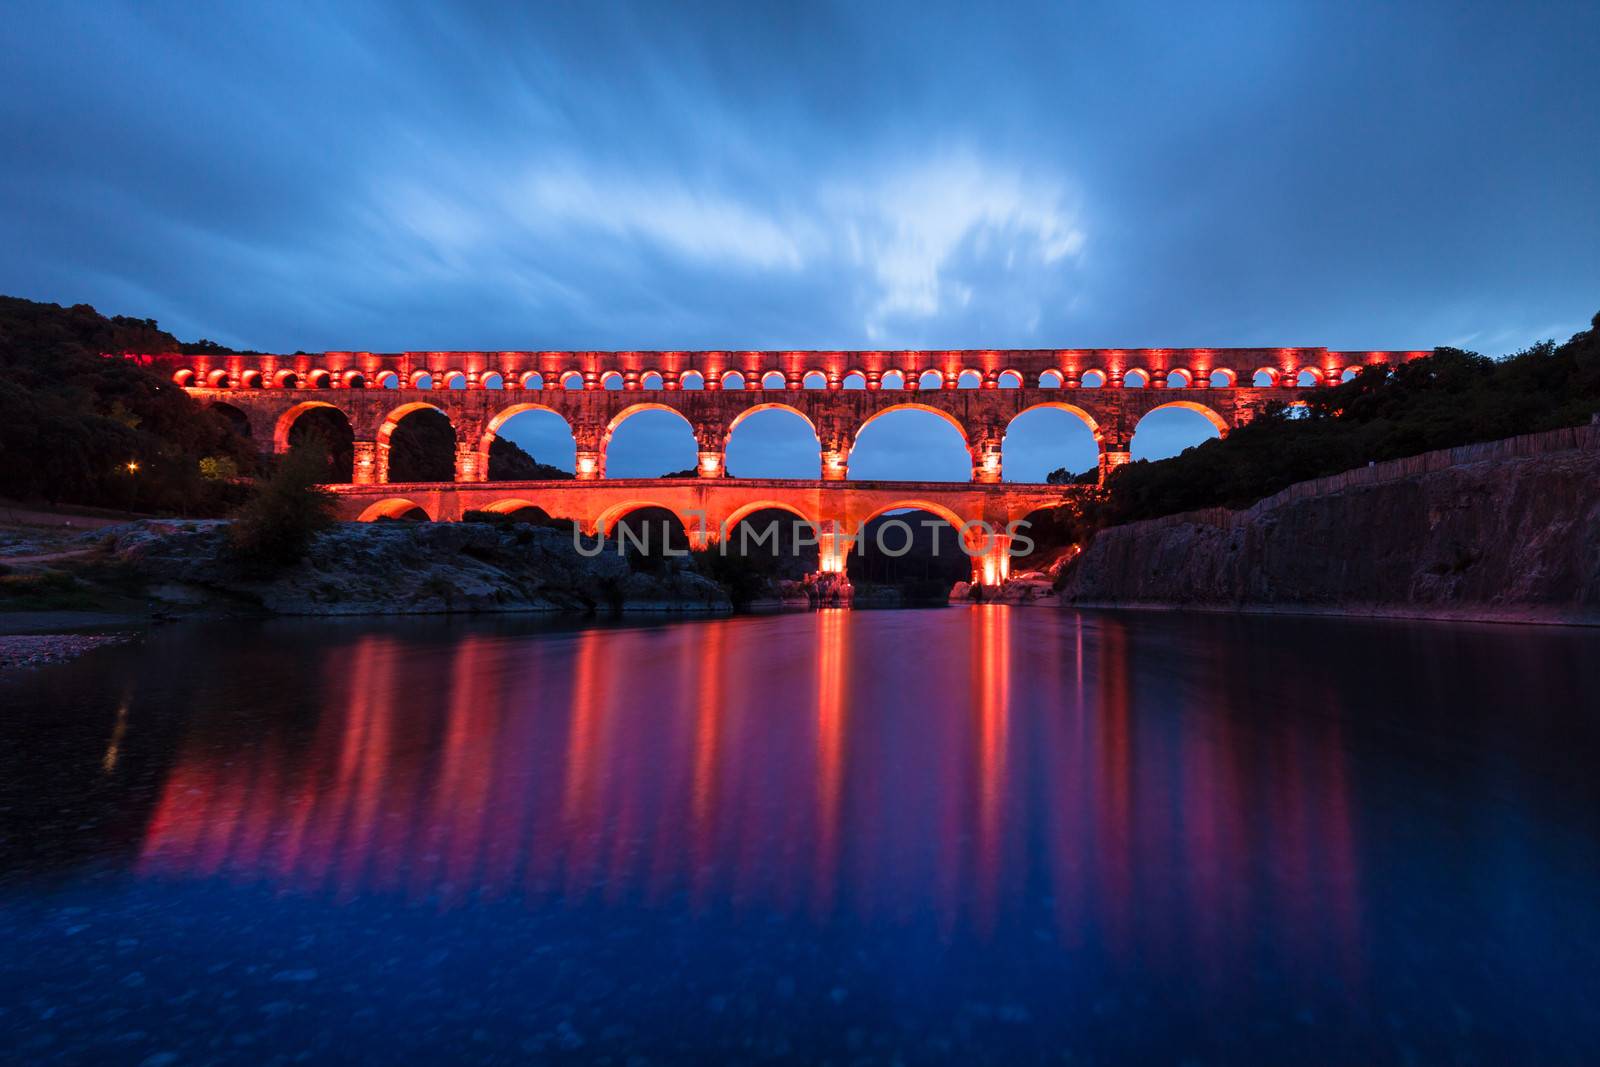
228, 446, 336, 569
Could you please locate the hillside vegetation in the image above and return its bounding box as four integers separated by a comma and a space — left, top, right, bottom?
1097, 312, 1600, 526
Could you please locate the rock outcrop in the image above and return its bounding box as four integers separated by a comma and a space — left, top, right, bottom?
1059, 426, 1600, 625
86, 519, 731, 617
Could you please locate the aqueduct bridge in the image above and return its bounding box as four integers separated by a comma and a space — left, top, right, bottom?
146, 345, 1426, 584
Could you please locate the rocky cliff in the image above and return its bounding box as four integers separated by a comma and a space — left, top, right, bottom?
87, 519, 730, 617
1058, 426, 1600, 625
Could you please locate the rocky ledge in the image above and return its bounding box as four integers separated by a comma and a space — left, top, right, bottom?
86, 519, 731, 617
1057, 428, 1600, 625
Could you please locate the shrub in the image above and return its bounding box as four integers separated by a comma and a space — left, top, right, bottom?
228, 446, 336, 569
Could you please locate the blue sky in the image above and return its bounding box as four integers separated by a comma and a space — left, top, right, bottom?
3, 1, 1596, 478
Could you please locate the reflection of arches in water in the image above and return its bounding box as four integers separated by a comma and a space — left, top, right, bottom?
280, 403, 354, 481
849, 406, 971, 482
1130, 403, 1225, 461
726, 406, 820, 478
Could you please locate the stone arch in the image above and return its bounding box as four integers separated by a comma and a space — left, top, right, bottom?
206, 369, 231, 388
409, 370, 433, 389
679, 370, 705, 390
640, 371, 664, 390
802, 371, 828, 389
172, 368, 196, 387
1165, 368, 1193, 388
1208, 368, 1237, 388
760, 370, 787, 390
357, 498, 431, 522
442, 370, 469, 391
600, 371, 625, 391
1123, 368, 1150, 388
842, 371, 868, 390
996, 370, 1024, 389
1293, 368, 1320, 387
1002, 403, 1101, 483
1081, 369, 1107, 388
726, 404, 821, 478
342, 370, 367, 389
1038, 369, 1063, 388
274, 401, 346, 452
604, 403, 698, 477
720, 370, 746, 390
1250, 367, 1280, 387
208, 401, 252, 439
1138, 400, 1230, 435
275, 401, 355, 481
480, 372, 504, 390
721, 498, 822, 533
594, 500, 699, 537
378, 401, 455, 482
1130, 401, 1229, 462
520, 371, 545, 390
480, 402, 577, 478
849, 404, 972, 482
308, 369, 332, 389
880, 369, 906, 390
561, 370, 585, 390
275, 369, 301, 389
240, 369, 262, 389
957, 369, 983, 389
848, 502, 975, 591
917, 369, 947, 390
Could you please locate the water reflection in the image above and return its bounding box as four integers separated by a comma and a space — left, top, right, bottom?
3, 610, 1598, 1063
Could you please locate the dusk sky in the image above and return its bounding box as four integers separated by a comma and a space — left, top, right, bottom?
4, 2, 1596, 478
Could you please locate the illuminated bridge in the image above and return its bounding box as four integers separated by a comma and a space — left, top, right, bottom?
142, 345, 1425, 584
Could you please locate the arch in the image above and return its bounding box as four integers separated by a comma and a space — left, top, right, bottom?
274, 369, 300, 389
1339, 366, 1360, 383
720, 370, 746, 391
1208, 368, 1237, 388
1165, 368, 1192, 388
480, 498, 543, 515
1123, 368, 1149, 388
842, 371, 868, 390
482, 403, 577, 479
721, 498, 823, 534
357, 498, 430, 522
849, 404, 971, 482
519, 371, 545, 390
308, 369, 332, 389
276, 401, 354, 481
847, 503, 973, 594
374, 371, 399, 390
1250, 367, 1280, 387
342, 370, 367, 390
726, 405, 821, 478
1293, 369, 1320, 387
600, 371, 624, 391
996, 370, 1023, 389
240, 370, 262, 389
594, 500, 698, 537
880, 369, 906, 390
1080, 369, 1106, 388
760, 370, 787, 390
410, 370, 434, 390
561, 370, 585, 390
443, 371, 468, 391
1130, 402, 1228, 462
172, 368, 196, 387
206, 369, 231, 388
679, 370, 705, 390
802, 370, 828, 390
604, 403, 698, 477
208, 401, 252, 439
917, 369, 946, 390
957, 369, 982, 389
1037, 369, 1063, 389
1002, 404, 1101, 484
378, 401, 455, 482
640, 371, 664, 390
481, 372, 504, 390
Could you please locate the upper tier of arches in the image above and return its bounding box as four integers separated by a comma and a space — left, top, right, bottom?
153, 347, 1425, 394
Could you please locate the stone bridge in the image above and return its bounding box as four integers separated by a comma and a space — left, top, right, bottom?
147, 345, 1423, 484
135, 345, 1426, 588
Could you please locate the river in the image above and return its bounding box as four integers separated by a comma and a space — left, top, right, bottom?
1, 608, 1597, 1064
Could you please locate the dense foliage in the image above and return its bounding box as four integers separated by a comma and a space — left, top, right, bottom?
227, 445, 336, 569
0, 296, 255, 513
1099, 313, 1600, 525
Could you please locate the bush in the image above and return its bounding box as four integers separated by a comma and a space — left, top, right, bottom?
228, 446, 336, 569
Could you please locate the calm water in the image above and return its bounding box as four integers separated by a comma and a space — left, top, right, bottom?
1, 609, 1597, 1065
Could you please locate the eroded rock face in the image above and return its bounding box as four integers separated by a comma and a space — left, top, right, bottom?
86, 520, 730, 617
1059, 441, 1600, 624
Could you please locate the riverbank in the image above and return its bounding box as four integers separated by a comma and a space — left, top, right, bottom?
1059, 424, 1600, 625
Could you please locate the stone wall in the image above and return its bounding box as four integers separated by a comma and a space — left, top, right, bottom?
1059, 424, 1600, 625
